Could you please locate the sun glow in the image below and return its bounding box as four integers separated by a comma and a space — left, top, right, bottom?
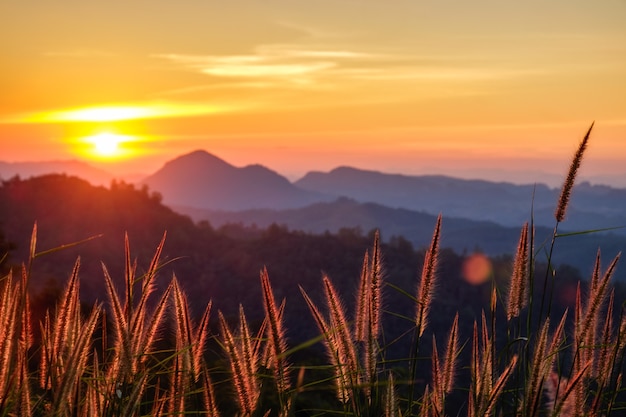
83, 132, 132, 158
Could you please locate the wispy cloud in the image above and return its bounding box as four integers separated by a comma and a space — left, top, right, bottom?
0, 102, 244, 124
153, 40, 545, 94
158, 53, 337, 78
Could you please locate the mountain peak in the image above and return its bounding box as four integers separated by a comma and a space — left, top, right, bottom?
142, 150, 328, 210
167, 150, 233, 169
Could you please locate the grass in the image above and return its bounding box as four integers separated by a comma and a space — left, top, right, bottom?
1, 122, 625, 416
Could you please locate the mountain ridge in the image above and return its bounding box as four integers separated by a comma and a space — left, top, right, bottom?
141, 149, 331, 210
3, 150, 626, 234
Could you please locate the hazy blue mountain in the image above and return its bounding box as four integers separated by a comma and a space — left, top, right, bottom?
142, 150, 331, 210
0, 160, 114, 186
175, 197, 626, 276
294, 166, 626, 233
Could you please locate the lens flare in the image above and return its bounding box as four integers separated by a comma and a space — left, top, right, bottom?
462, 253, 493, 285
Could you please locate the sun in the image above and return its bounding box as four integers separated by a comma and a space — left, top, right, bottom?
85, 132, 127, 158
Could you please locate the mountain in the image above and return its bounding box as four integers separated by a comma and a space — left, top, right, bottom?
295, 167, 626, 232
142, 150, 330, 210
176, 197, 626, 276
0, 160, 114, 186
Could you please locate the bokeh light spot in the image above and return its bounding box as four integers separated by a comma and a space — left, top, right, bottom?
462, 253, 493, 285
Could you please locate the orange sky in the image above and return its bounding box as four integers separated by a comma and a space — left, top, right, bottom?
1, 1, 625, 184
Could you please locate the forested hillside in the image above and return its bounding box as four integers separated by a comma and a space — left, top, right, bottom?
1, 174, 606, 347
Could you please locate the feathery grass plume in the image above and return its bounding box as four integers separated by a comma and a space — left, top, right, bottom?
586, 291, 615, 415
202, 365, 221, 417
260, 267, 291, 396
0, 272, 18, 406
415, 214, 442, 336
17, 267, 32, 417
431, 335, 443, 413
19, 265, 32, 351
419, 385, 432, 417
384, 372, 398, 417
365, 232, 383, 398
547, 311, 568, 363
581, 250, 603, 370
590, 249, 601, 296
87, 352, 104, 416
470, 311, 511, 417
547, 360, 592, 417
239, 304, 260, 405
507, 222, 529, 321
370, 230, 383, 337
520, 311, 566, 417
39, 312, 51, 390
299, 285, 351, 403
554, 122, 594, 222
51, 303, 101, 416
526, 319, 550, 417
323, 276, 359, 389
442, 312, 460, 395
483, 355, 518, 417
18, 341, 31, 417
51, 258, 81, 371
355, 250, 369, 342
597, 291, 615, 381
219, 310, 257, 416
123, 233, 137, 327
170, 278, 214, 413
134, 280, 173, 369
169, 344, 186, 415
102, 263, 133, 377
480, 311, 493, 398
259, 299, 285, 369
131, 232, 167, 338
38, 259, 83, 395
577, 252, 620, 363
172, 277, 193, 377
192, 300, 212, 383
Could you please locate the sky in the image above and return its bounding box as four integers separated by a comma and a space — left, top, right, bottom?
1, 0, 625, 185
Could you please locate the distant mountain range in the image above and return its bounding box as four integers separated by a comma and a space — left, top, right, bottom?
3, 150, 625, 237
140, 150, 626, 234
294, 167, 626, 232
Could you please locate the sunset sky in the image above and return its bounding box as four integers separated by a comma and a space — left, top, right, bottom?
2, 1, 625, 184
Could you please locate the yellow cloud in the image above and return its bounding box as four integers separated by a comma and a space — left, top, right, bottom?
1, 102, 239, 124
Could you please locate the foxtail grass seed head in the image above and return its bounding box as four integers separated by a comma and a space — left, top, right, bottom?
415, 215, 442, 336
260, 267, 291, 394
443, 313, 459, 395
219, 310, 257, 416
506, 222, 529, 321
370, 230, 383, 337
555, 122, 594, 222
355, 250, 370, 342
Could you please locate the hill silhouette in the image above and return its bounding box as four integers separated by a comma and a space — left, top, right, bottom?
295, 166, 626, 232
141, 150, 330, 210
0, 159, 114, 185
